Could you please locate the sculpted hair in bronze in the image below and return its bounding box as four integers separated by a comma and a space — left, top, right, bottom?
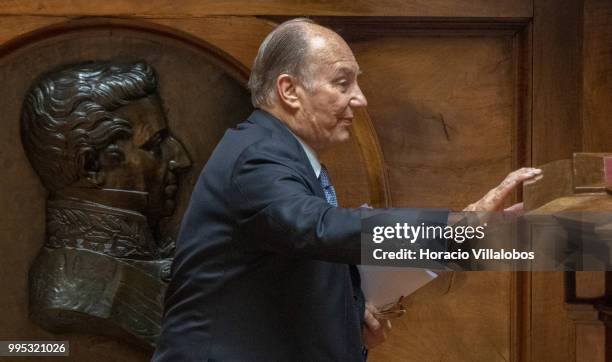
21, 61, 157, 191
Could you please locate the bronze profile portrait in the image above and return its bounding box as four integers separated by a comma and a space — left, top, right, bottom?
21, 61, 191, 347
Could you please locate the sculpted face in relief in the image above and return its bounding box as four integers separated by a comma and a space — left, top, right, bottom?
21, 61, 191, 346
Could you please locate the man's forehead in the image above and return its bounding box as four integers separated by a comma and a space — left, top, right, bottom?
313, 56, 360, 76
308, 32, 354, 56
308, 39, 359, 71
332, 62, 361, 74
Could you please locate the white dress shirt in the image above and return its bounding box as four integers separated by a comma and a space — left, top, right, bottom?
288, 131, 322, 178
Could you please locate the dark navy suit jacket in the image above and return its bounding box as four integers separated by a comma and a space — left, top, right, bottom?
153, 110, 449, 361
153, 110, 368, 361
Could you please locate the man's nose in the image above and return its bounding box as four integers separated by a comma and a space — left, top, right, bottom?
350, 84, 368, 108
166, 136, 192, 172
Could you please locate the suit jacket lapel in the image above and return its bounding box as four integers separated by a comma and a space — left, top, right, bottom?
247, 110, 325, 199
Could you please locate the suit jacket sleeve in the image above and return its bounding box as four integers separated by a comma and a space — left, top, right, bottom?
232, 139, 362, 264
231, 139, 449, 265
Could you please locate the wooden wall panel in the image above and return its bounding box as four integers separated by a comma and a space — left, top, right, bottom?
532, 0, 583, 164
0, 16, 70, 44
374, 272, 512, 362
566, 303, 606, 362
353, 33, 520, 211
531, 272, 577, 361
347, 28, 527, 361
574, 1, 612, 361
576, 323, 606, 362
582, 0, 612, 152
0, 0, 532, 18
529, 0, 585, 361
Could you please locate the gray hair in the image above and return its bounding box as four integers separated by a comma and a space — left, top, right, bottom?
247, 18, 316, 108
21, 61, 158, 191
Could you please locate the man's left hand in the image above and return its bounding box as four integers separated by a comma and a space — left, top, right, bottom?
363, 302, 392, 349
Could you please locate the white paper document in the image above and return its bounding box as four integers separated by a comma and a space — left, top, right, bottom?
357, 266, 438, 307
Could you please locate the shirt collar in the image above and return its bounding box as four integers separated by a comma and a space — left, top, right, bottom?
287, 131, 322, 178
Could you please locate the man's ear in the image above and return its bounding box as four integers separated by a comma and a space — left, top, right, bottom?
76, 148, 105, 187
275, 74, 300, 110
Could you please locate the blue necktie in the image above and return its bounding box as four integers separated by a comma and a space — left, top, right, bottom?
319, 165, 338, 207
319, 165, 368, 360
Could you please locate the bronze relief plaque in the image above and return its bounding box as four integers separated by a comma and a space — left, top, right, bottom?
0, 24, 252, 348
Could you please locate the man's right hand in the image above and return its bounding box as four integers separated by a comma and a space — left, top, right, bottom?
463, 167, 542, 212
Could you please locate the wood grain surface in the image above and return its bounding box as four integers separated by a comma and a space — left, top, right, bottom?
345, 25, 527, 361
583, 0, 612, 153
0, 0, 532, 18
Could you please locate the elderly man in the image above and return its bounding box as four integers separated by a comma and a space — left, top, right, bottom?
154, 18, 539, 361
